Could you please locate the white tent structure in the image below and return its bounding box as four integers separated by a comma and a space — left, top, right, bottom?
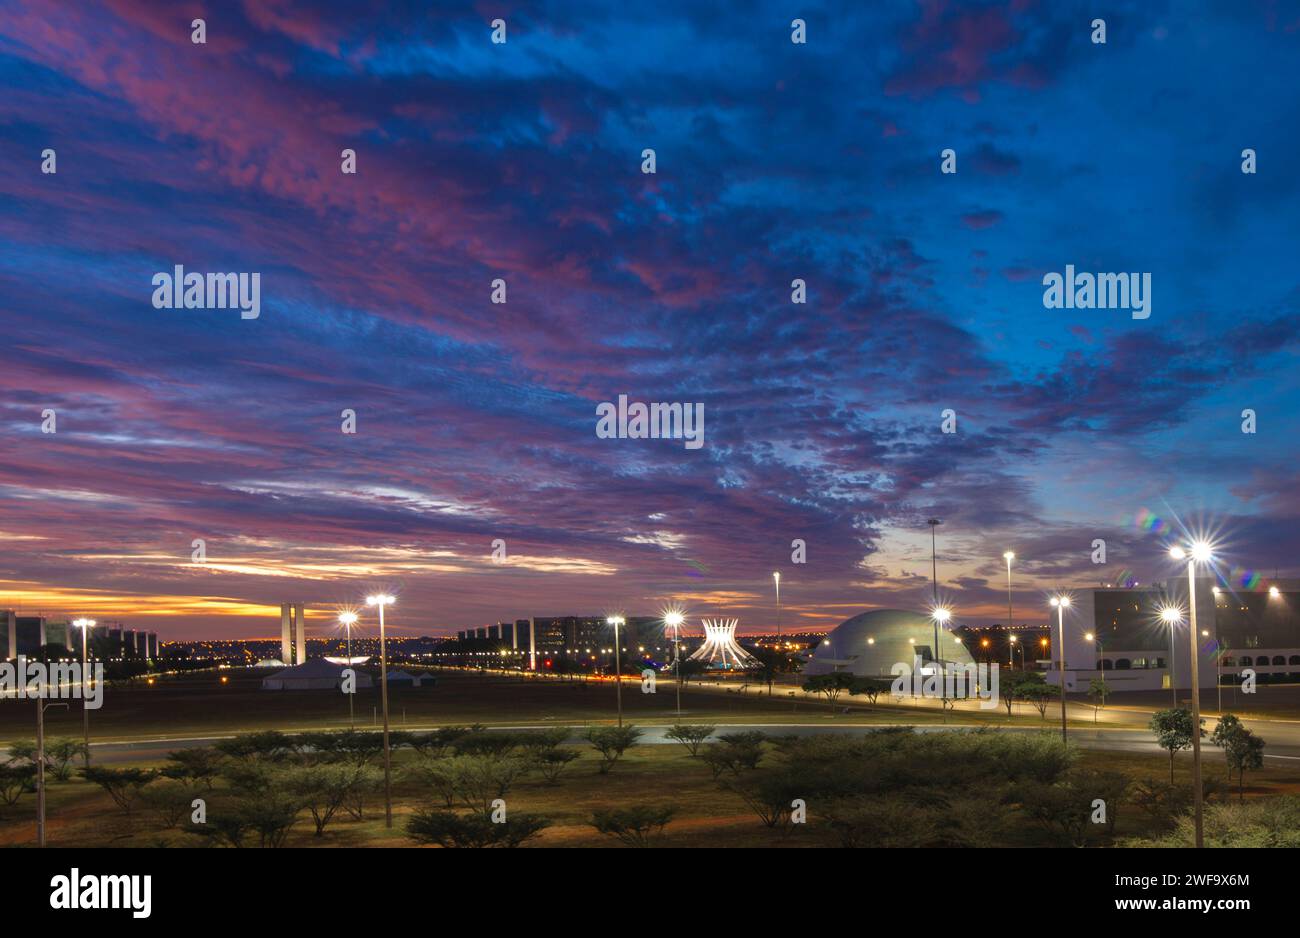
688, 618, 758, 670
261, 657, 373, 691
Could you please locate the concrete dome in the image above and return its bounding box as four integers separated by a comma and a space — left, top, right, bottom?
802, 608, 975, 678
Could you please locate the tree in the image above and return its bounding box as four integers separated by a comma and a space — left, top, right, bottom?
589, 805, 676, 847
999, 670, 1047, 716
214, 730, 297, 762
848, 677, 892, 705
534, 748, 579, 785
81, 767, 158, 815
585, 726, 642, 774
0, 764, 36, 805
284, 763, 381, 835
1150, 708, 1204, 784
1088, 678, 1109, 723
407, 809, 550, 847
665, 724, 715, 757
1021, 683, 1056, 719
163, 747, 225, 789
44, 739, 87, 780
454, 754, 534, 816
749, 646, 796, 695
1211, 715, 1265, 802
802, 672, 858, 714
139, 779, 197, 829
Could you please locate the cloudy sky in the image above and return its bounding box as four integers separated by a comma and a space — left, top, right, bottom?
1, 1, 1297, 640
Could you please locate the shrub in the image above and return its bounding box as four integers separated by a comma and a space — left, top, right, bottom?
589, 805, 676, 847
585, 726, 642, 774
407, 809, 550, 847
81, 767, 158, 815
665, 724, 715, 757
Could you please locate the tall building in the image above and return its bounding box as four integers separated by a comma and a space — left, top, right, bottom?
1051, 579, 1300, 691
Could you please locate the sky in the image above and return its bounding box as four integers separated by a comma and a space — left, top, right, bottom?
1, 0, 1298, 641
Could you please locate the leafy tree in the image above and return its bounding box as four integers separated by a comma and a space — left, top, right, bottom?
407, 809, 550, 847
589, 805, 676, 847
0, 764, 36, 805
534, 748, 579, 785
1149, 708, 1204, 783
163, 747, 225, 789
284, 763, 382, 835
749, 646, 797, 695
721, 773, 802, 828
1020, 683, 1056, 719
81, 767, 158, 815
407, 726, 471, 758
849, 677, 892, 705
454, 754, 534, 816
999, 670, 1048, 716
802, 672, 858, 713
6, 741, 36, 765
404, 756, 467, 808
239, 789, 305, 847
139, 778, 197, 829
665, 724, 715, 757
517, 728, 571, 752
585, 725, 642, 774
214, 730, 297, 762
454, 732, 522, 758
1088, 678, 1109, 722
700, 732, 765, 778
1211, 715, 1265, 802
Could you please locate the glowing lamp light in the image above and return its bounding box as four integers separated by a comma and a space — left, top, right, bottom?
366, 594, 395, 606
933, 607, 952, 624
1269, 586, 1280, 597
1003, 551, 1015, 561
338, 612, 358, 626
1159, 606, 1182, 625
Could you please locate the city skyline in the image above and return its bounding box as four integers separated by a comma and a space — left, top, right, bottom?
3, 2, 1299, 639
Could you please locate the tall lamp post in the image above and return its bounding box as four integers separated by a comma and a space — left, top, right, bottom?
1050, 596, 1071, 743
606, 616, 625, 727
1159, 606, 1181, 708
664, 611, 684, 717
365, 594, 395, 828
932, 606, 951, 674
1009, 633, 1019, 670
338, 612, 357, 730
1170, 541, 1212, 850
773, 572, 781, 642
1003, 550, 1015, 643
1084, 632, 1105, 694
72, 618, 94, 769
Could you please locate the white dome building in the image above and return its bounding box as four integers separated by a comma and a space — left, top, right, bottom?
802, 609, 975, 678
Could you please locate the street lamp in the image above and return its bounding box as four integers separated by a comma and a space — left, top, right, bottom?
664, 611, 684, 716
72, 618, 94, 769
338, 611, 358, 730
1003, 551, 1015, 661
931, 606, 951, 673
1084, 631, 1105, 695
1169, 541, 1212, 849
773, 572, 781, 641
1159, 606, 1182, 708
1009, 633, 1021, 670
365, 593, 395, 828
606, 616, 625, 727
1049, 596, 1070, 742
